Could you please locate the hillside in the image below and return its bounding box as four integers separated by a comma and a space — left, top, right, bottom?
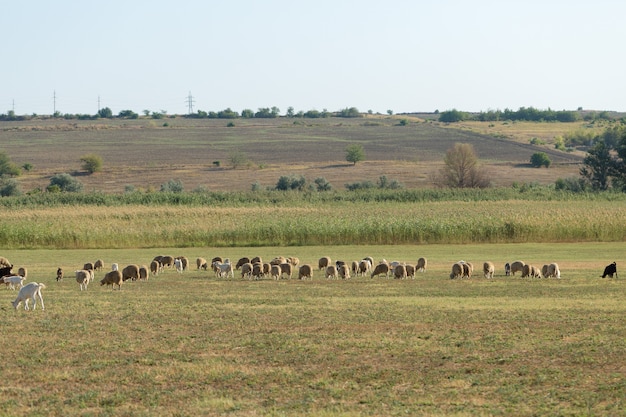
0, 116, 587, 193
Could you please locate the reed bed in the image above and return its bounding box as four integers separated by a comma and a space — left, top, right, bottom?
0, 199, 625, 249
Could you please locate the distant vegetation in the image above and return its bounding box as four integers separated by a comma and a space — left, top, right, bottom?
439, 106, 619, 123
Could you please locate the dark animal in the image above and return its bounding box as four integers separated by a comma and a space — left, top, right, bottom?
601, 262, 617, 278
56, 267, 64, 281
0, 265, 13, 278
504, 262, 511, 276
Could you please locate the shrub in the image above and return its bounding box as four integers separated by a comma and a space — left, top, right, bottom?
530, 152, 551, 168
48, 173, 83, 192
345, 180, 375, 191
160, 179, 184, 193
0, 151, 21, 177
0, 178, 22, 197
314, 177, 332, 191
275, 175, 306, 191
80, 154, 103, 174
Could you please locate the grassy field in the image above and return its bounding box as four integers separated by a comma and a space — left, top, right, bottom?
1, 243, 624, 416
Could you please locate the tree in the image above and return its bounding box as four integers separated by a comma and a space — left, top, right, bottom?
530, 152, 551, 168
578, 126, 626, 191
0, 178, 21, 197
0, 151, 21, 177
228, 151, 248, 169
80, 154, 103, 174
439, 109, 468, 123
437, 143, 490, 188
97, 107, 113, 118
48, 173, 83, 192
345, 144, 365, 166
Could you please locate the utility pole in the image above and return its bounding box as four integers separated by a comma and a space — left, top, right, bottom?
186, 91, 195, 114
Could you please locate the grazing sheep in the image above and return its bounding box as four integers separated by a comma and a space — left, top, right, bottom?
335, 260, 346, 271
0, 256, 12, 268
75, 270, 91, 291
351, 261, 359, 275
12, 282, 46, 311
240, 262, 253, 279
270, 264, 281, 280
338, 264, 351, 280
250, 256, 263, 265
17, 267, 27, 279
174, 258, 184, 273
602, 262, 617, 278
504, 262, 511, 276
463, 262, 474, 279
211, 256, 223, 266
101, 270, 123, 290
547, 263, 561, 279
3, 275, 25, 290
483, 262, 495, 279
358, 259, 372, 276
122, 264, 140, 282
196, 257, 208, 270
153, 255, 163, 265
251, 263, 264, 280
325, 265, 338, 280
541, 264, 549, 279
394, 264, 407, 279
213, 261, 234, 279
279, 263, 293, 280
450, 263, 463, 280
111, 263, 119, 272
94, 259, 104, 271
287, 257, 300, 267
370, 263, 390, 279
160, 256, 175, 268
56, 267, 64, 282
0, 265, 13, 278
263, 263, 271, 276
318, 256, 331, 271
179, 256, 189, 270
521, 264, 532, 278
83, 262, 94, 271
416, 257, 427, 272
139, 265, 149, 281
405, 264, 416, 279
235, 257, 250, 270
510, 261, 525, 276
298, 264, 313, 280
150, 260, 160, 276
363, 257, 374, 268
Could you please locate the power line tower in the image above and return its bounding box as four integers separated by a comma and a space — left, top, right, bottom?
186, 91, 195, 114
53, 90, 57, 115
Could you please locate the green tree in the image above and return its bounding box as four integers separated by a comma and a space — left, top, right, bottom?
0, 151, 21, 177
439, 109, 467, 123
345, 144, 365, 165
80, 153, 103, 174
97, 107, 113, 118
437, 143, 490, 188
314, 177, 332, 191
0, 177, 21, 196
48, 173, 83, 192
530, 152, 551, 168
229, 151, 248, 169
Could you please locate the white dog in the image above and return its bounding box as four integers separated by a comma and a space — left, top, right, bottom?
12, 282, 46, 311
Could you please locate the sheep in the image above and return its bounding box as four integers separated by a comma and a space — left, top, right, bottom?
461, 262, 473, 279
75, 270, 91, 291
270, 256, 286, 266
262, 263, 271, 276
405, 264, 416, 279
351, 260, 359, 275
153, 255, 163, 265
100, 270, 123, 290
521, 264, 532, 278
483, 261, 495, 279
150, 260, 160, 276
0, 265, 13, 278
0, 256, 12, 268
83, 262, 94, 271
335, 260, 346, 271
510, 261, 525, 276
213, 261, 234, 279
139, 265, 149, 281
196, 257, 208, 270
179, 256, 189, 271
417, 257, 427, 272
394, 264, 407, 279
318, 256, 331, 271
240, 262, 253, 279
250, 256, 263, 265
532, 265, 542, 278
235, 257, 250, 270
160, 255, 175, 268
12, 282, 46, 311
56, 267, 64, 282
450, 263, 463, 279
504, 262, 511, 276
325, 265, 338, 280
287, 257, 300, 267
547, 263, 561, 279
279, 263, 293, 280
338, 264, 351, 280
94, 259, 104, 271
211, 256, 223, 265
602, 262, 617, 278
17, 267, 27, 279
522, 264, 541, 278
270, 264, 281, 280
363, 256, 374, 268
174, 258, 184, 273
358, 259, 372, 276
3, 275, 25, 290
122, 264, 140, 282
251, 263, 264, 280
541, 264, 549, 279
111, 263, 119, 272
370, 263, 390, 279
298, 264, 313, 280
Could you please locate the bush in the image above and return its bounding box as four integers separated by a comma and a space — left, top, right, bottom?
0, 151, 21, 177
80, 154, 103, 174
0, 178, 22, 197
160, 179, 184, 193
48, 173, 83, 192
345, 181, 375, 191
275, 175, 306, 191
530, 152, 551, 168
555, 177, 589, 192
314, 177, 332, 191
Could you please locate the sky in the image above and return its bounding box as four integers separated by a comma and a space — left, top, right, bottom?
1, 0, 625, 116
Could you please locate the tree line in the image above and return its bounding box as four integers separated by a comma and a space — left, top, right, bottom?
438, 107, 617, 123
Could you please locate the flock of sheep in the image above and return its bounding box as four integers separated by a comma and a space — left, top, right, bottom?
2, 252, 619, 312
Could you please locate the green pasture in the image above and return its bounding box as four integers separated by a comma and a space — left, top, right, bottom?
1, 243, 624, 416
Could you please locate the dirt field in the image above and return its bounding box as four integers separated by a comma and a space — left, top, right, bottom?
1, 116, 585, 193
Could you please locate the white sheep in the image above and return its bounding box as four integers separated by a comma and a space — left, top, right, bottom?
483, 261, 495, 279
213, 261, 234, 279
75, 270, 91, 291
174, 258, 184, 273
12, 282, 46, 311
547, 263, 561, 279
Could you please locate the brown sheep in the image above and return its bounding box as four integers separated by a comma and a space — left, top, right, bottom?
416, 257, 427, 272
351, 261, 359, 274
394, 264, 407, 279
139, 265, 149, 281
100, 270, 123, 290
318, 256, 331, 270
94, 259, 104, 271
279, 263, 293, 280
483, 261, 495, 279
83, 262, 94, 271
263, 263, 271, 276
150, 260, 160, 276
405, 264, 415, 279
0, 257, 12, 268
450, 263, 463, 279
547, 263, 561, 279
160, 256, 175, 268
370, 263, 390, 279
240, 262, 253, 279
250, 256, 262, 265
122, 264, 140, 281
17, 267, 27, 279
298, 264, 313, 280
251, 263, 264, 280
287, 257, 300, 267
176, 256, 189, 271
235, 257, 250, 269
510, 261, 525, 276
461, 262, 473, 279
270, 264, 281, 280
196, 257, 208, 270
325, 265, 338, 280
541, 264, 549, 278
271, 256, 286, 266
338, 264, 351, 280
358, 259, 372, 276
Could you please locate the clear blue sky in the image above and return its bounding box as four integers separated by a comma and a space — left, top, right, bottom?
2, 0, 625, 115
